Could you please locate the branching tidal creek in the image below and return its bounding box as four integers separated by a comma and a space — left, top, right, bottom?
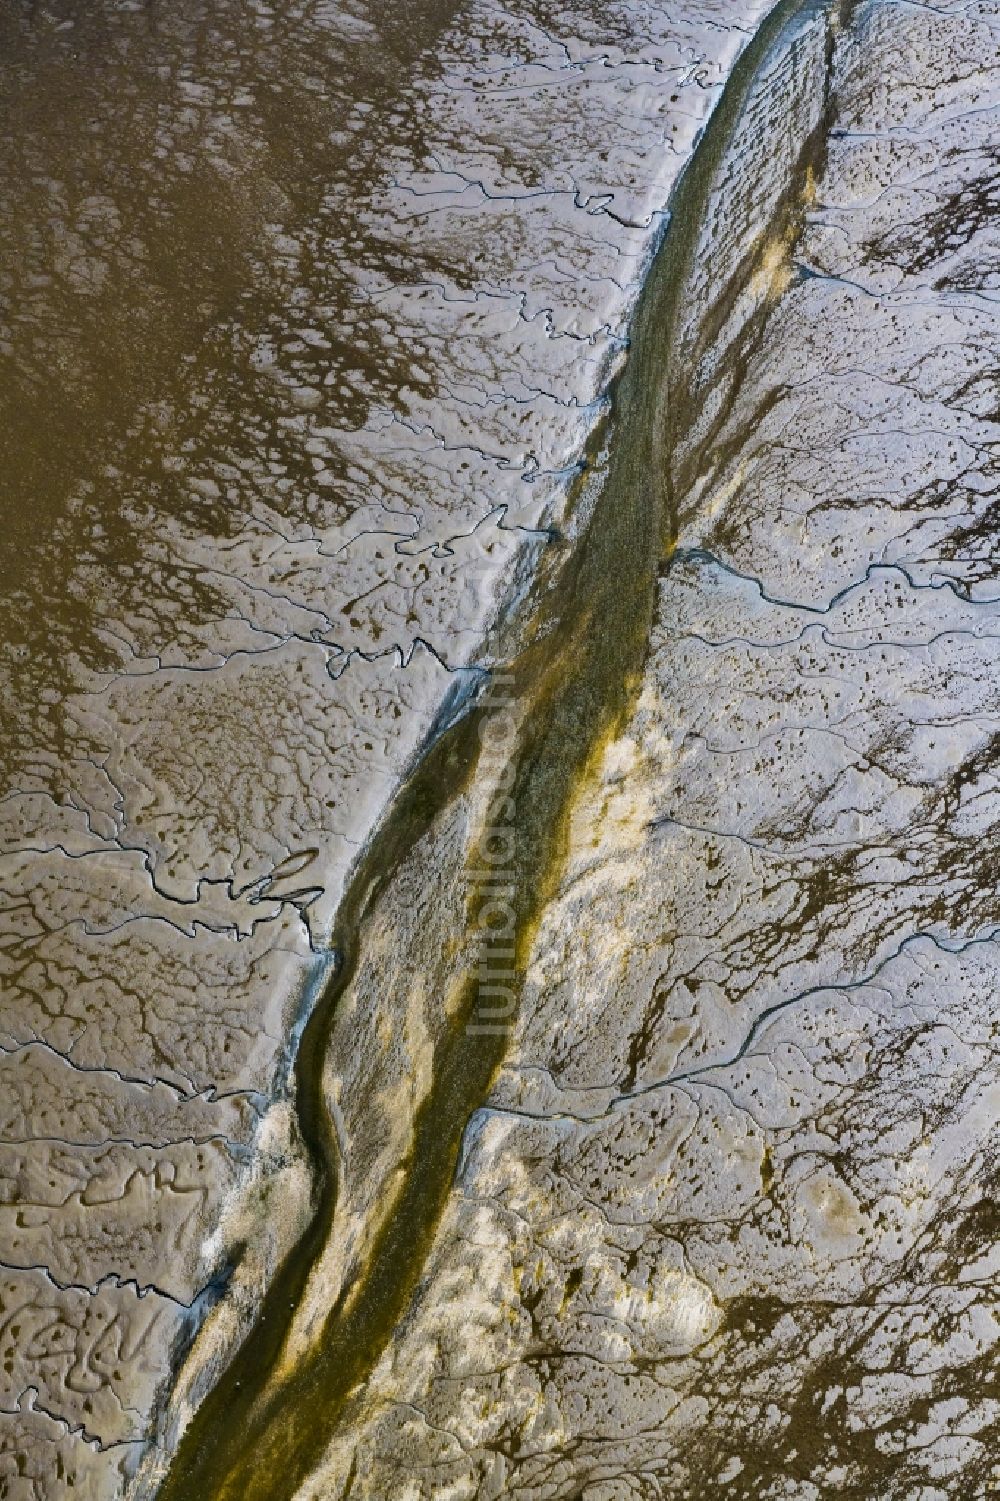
157, 2, 828, 1493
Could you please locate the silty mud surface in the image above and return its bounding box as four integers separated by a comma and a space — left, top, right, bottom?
0, 0, 776, 1496
5, 0, 998, 1496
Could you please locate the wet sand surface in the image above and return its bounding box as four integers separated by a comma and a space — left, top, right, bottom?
0, 1, 780, 1495
3, 0, 999, 1496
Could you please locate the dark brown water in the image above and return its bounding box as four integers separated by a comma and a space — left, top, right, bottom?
0, 0, 461, 756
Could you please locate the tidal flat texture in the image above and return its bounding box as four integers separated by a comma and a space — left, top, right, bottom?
2, 0, 999, 1498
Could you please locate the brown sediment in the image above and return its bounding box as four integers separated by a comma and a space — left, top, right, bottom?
155, 1, 833, 1495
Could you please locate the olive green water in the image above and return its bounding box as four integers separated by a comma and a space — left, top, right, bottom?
153, 1, 826, 1495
